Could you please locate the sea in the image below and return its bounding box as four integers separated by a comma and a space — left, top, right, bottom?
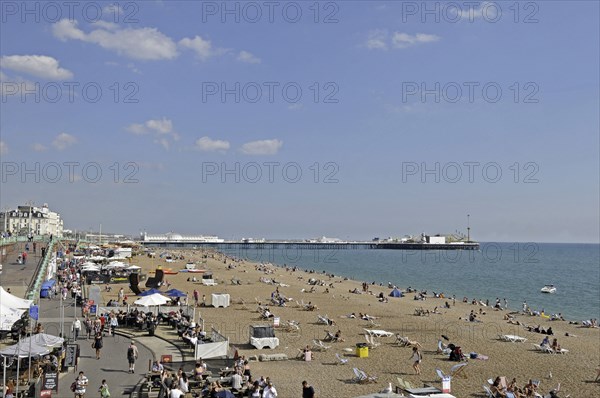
217, 243, 600, 321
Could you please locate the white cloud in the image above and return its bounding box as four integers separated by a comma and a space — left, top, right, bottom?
146, 118, 173, 134
0, 55, 73, 80
365, 31, 440, 50
0, 140, 7, 155
52, 132, 77, 150
365, 30, 388, 50
52, 19, 178, 61
127, 118, 178, 150
178, 35, 225, 61
32, 143, 48, 152
126, 123, 147, 135
194, 137, 230, 152
240, 139, 283, 155
391, 32, 440, 49
237, 50, 261, 64
103, 4, 123, 15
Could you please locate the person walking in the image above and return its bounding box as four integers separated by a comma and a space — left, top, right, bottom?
98, 379, 110, 398
73, 318, 82, 340
93, 332, 103, 360
262, 381, 278, 398
302, 380, 315, 398
109, 314, 118, 336
127, 341, 139, 373
73, 371, 88, 398
193, 289, 199, 307
410, 346, 422, 375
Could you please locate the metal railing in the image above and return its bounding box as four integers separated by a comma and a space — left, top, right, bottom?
25, 237, 55, 301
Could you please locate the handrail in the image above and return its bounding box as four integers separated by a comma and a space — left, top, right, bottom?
25, 237, 55, 301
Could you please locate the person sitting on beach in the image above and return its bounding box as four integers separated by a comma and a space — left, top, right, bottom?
490, 377, 507, 397
508, 378, 524, 398
540, 336, 550, 347
333, 330, 345, 342
445, 301, 451, 309
551, 338, 561, 352
546, 327, 554, 335
524, 379, 537, 397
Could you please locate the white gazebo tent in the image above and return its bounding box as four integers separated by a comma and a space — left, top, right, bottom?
0, 304, 25, 331
0, 287, 33, 309
0, 333, 64, 396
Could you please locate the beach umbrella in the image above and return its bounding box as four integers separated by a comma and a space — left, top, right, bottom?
139, 288, 162, 297
134, 293, 169, 306
126, 265, 141, 270
164, 289, 187, 297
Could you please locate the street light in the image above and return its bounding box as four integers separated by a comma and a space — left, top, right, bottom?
467, 214, 471, 242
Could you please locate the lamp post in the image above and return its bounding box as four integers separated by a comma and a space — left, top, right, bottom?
467, 214, 471, 242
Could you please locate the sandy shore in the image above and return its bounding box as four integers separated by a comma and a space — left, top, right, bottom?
102, 249, 600, 397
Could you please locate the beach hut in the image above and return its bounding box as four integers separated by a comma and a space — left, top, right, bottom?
389, 288, 403, 298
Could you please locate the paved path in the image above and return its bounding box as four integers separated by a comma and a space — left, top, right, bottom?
37, 295, 154, 397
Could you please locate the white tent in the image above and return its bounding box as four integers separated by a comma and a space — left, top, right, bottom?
134, 293, 170, 306
106, 261, 127, 268
0, 333, 64, 358
126, 265, 141, 270
0, 304, 25, 330
0, 286, 33, 309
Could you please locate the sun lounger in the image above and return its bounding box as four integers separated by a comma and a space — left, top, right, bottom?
364, 334, 380, 348
483, 385, 494, 398
499, 334, 527, 342
364, 329, 394, 337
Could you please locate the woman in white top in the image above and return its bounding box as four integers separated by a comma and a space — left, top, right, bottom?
410, 346, 422, 375
178, 373, 189, 393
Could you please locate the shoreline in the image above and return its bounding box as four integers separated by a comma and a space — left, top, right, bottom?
96, 247, 600, 397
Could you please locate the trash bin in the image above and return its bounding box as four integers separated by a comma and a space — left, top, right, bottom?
356, 343, 368, 358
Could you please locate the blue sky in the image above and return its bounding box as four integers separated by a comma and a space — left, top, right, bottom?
0, 1, 598, 243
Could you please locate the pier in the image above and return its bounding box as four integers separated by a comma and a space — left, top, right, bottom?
139, 241, 480, 250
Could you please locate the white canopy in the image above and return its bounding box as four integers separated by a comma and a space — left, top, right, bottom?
126, 265, 141, 270
0, 286, 33, 309
0, 304, 25, 330
134, 293, 170, 306
106, 261, 127, 268
0, 333, 64, 358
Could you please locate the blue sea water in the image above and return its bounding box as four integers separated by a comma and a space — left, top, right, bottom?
218, 243, 600, 321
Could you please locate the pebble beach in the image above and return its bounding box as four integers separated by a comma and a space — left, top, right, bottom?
103, 249, 600, 397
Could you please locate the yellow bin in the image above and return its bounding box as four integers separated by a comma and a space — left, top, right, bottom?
356, 346, 369, 358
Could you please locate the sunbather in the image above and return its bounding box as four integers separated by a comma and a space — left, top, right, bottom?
490, 376, 507, 397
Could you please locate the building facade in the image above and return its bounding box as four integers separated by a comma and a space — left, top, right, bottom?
0, 203, 64, 237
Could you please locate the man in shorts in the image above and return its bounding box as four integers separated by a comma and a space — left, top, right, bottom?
127, 341, 139, 373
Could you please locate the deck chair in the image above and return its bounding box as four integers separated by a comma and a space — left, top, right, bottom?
352, 368, 365, 383
358, 369, 377, 384
366, 318, 381, 328
450, 362, 468, 379
335, 353, 349, 365
365, 334, 380, 348
317, 314, 330, 324
483, 385, 494, 398
323, 330, 336, 341
396, 377, 414, 390
239, 299, 249, 310
296, 348, 305, 359
312, 339, 331, 352
395, 335, 410, 346
437, 340, 451, 354
435, 369, 446, 380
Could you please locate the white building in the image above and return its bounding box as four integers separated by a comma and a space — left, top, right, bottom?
141, 232, 224, 243
0, 203, 64, 237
